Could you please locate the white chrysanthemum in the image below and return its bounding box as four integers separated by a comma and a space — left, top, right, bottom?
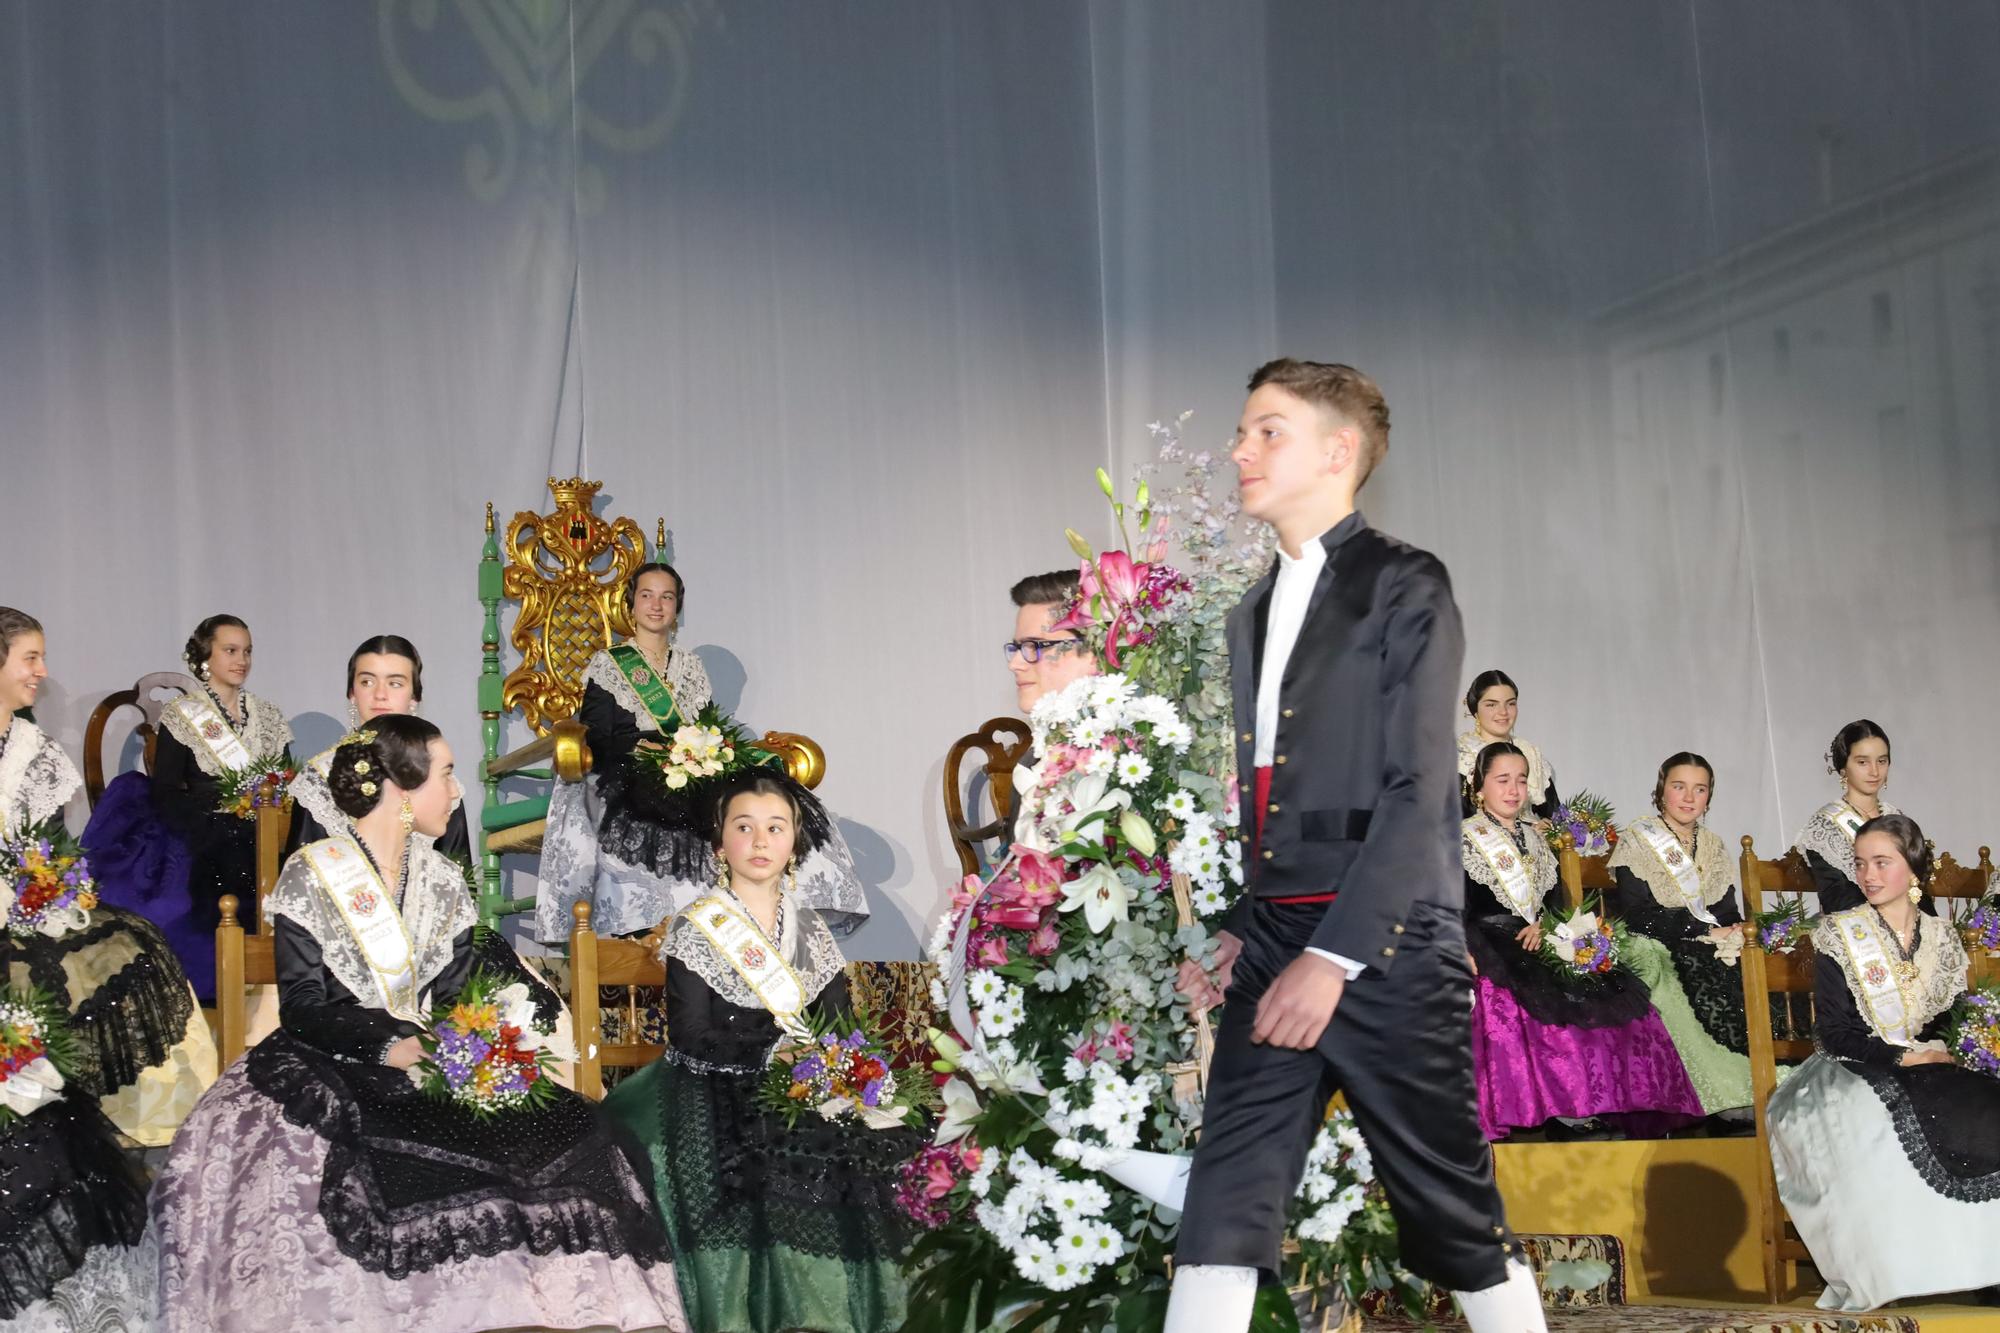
1085, 674, 1136, 711
966, 969, 1006, 1004
968, 1149, 999, 1198
1159, 788, 1198, 819
1193, 886, 1229, 916
1114, 754, 1152, 784
1078, 747, 1116, 776
1180, 813, 1219, 851
1014, 1234, 1058, 1285
1081, 1220, 1125, 1260
1153, 718, 1193, 752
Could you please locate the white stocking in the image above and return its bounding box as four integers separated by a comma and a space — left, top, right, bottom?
1452, 1258, 1547, 1333
1164, 1263, 1259, 1333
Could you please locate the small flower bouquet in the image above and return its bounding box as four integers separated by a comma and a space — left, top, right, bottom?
1539, 900, 1623, 977
1543, 792, 1617, 857
1960, 896, 2000, 955
635, 704, 774, 795
216, 754, 298, 821
760, 1010, 928, 1131
1940, 987, 2000, 1078
895, 1140, 986, 1231
1753, 899, 1811, 954
0, 989, 74, 1125
412, 970, 572, 1117
0, 820, 98, 939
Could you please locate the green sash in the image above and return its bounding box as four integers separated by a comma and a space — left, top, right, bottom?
607, 643, 685, 735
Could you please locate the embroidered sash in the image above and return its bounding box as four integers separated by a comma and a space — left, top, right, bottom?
1465, 818, 1542, 921
686, 892, 810, 1038
607, 644, 684, 735
1831, 912, 1917, 1048
301, 839, 424, 1023
1632, 818, 1717, 925
171, 695, 254, 773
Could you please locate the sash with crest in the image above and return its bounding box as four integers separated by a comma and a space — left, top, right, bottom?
1631, 818, 1718, 925
1830, 912, 1918, 1048
301, 839, 424, 1023
1465, 818, 1543, 921
608, 644, 685, 734
171, 695, 254, 772
686, 892, 811, 1039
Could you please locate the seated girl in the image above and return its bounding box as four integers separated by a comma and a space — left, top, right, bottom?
1462, 742, 1700, 1140
2, 607, 216, 1150
1456, 669, 1559, 820
1791, 719, 1909, 915
1607, 752, 1753, 1118
537, 562, 867, 941
150, 715, 686, 1333
1768, 813, 2000, 1310
604, 772, 920, 1333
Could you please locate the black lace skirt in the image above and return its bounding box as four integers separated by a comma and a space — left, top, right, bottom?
244, 1029, 672, 1279
0, 910, 197, 1099
0, 1096, 148, 1317
1850, 1061, 2000, 1200
1467, 913, 1653, 1030
1665, 936, 1749, 1053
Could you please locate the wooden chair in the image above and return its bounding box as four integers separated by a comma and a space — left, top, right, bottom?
214, 893, 278, 1068
567, 900, 667, 1099
1930, 845, 1998, 987
1556, 844, 1613, 913
942, 716, 1034, 877
81, 671, 198, 807
475, 481, 829, 929
1738, 834, 1820, 1302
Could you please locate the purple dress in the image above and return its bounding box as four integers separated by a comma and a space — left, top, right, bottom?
1462, 822, 1701, 1140
79, 770, 209, 997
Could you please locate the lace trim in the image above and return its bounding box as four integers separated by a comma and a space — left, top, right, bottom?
1813, 907, 1965, 1038
159, 691, 292, 776
1608, 817, 1734, 909
0, 723, 80, 839
1791, 801, 1901, 883
0, 1103, 149, 1318
584, 646, 714, 731
1459, 816, 1556, 909
1848, 1062, 2000, 1203
288, 749, 342, 836
663, 899, 846, 1012
1456, 731, 1553, 801
264, 834, 476, 1012
16, 910, 199, 1097
662, 1046, 765, 1077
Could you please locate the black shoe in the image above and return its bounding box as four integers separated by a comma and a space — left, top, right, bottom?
1545, 1117, 1616, 1142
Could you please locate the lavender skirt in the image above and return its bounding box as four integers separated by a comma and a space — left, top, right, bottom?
1470, 976, 1703, 1140
151, 1062, 689, 1333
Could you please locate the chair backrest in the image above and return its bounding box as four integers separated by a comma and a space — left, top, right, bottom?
215, 893, 278, 1068
251, 803, 294, 933
1556, 845, 1614, 912
567, 900, 667, 1099
1738, 834, 1820, 1301
1929, 845, 1997, 987
942, 716, 1034, 877
82, 671, 198, 807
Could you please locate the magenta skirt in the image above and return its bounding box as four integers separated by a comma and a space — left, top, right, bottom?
1470, 975, 1702, 1140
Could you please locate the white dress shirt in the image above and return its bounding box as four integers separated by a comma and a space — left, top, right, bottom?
1253, 529, 1365, 980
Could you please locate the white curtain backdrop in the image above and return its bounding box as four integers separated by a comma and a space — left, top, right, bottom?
4, 2, 1996, 958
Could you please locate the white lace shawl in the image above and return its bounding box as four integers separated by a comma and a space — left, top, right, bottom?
1460, 815, 1557, 920
1608, 816, 1735, 910
1812, 905, 1967, 1040
1456, 730, 1554, 803
159, 690, 293, 776
661, 894, 846, 1012
264, 831, 477, 1012
584, 646, 714, 731
288, 746, 342, 836
0, 720, 81, 838
1791, 799, 1902, 880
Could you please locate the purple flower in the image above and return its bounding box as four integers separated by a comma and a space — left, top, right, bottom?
862, 1077, 886, 1108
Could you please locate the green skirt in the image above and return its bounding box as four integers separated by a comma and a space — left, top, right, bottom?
603, 1054, 916, 1333
1622, 933, 1753, 1114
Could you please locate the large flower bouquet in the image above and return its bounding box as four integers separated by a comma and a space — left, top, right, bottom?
0, 989, 75, 1126
412, 970, 574, 1117
1543, 792, 1617, 857
634, 704, 775, 796
0, 820, 97, 938
216, 754, 298, 821
903, 439, 1407, 1331
1941, 987, 2000, 1078
760, 1009, 931, 1130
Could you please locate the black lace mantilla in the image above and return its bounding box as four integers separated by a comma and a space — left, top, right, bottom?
1848, 1059, 2000, 1203
1667, 937, 1749, 1054
0, 1097, 149, 1317
594, 759, 836, 883
244, 1030, 671, 1279
3, 909, 197, 1097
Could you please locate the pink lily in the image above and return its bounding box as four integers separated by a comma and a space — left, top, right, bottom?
972, 930, 1010, 968
1026, 920, 1063, 957
1105, 1021, 1135, 1061
1071, 1037, 1100, 1066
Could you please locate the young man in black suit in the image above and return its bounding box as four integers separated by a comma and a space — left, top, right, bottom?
1167, 360, 1544, 1331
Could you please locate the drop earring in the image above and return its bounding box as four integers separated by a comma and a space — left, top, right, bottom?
398, 799, 415, 834
715, 853, 731, 888
784, 857, 798, 895
347, 701, 360, 729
